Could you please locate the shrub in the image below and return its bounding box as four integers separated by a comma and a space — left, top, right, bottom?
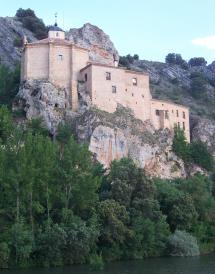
15, 8, 47, 40
0, 242, 10, 268
172, 126, 190, 163
188, 57, 207, 67
167, 230, 200, 256
190, 141, 214, 172
119, 54, 140, 67
10, 222, 34, 266
13, 37, 23, 47
0, 64, 20, 107
189, 72, 207, 99
165, 53, 188, 68
89, 253, 104, 271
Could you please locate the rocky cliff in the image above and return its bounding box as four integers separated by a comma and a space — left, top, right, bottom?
15, 80, 187, 179
0, 17, 36, 68
0, 17, 118, 68
67, 23, 119, 65
69, 105, 186, 179
1, 14, 214, 176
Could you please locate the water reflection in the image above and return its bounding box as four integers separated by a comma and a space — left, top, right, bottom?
1, 254, 215, 274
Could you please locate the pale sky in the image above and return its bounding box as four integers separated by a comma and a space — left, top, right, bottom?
1, 0, 215, 64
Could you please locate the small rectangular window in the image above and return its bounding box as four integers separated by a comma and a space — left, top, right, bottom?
106, 72, 111, 80
112, 85, 116, 93
176, 110, 179, 117
165, 110, 169, 119
178, 122, 180, 128
85, 73, 88, 82
183, 111, 185, 119
132, 78, 137, 86
58, 54, 63, 61
183, 122, 185, 130
156, 110, 160, 116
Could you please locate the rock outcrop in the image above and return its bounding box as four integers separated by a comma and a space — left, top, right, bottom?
66, 105, 186, 179
16, 79, 186, 179
191, 116, 215, 158
0, 17, 36, 68
14, 80, 69, 134
67, 23, 119, 65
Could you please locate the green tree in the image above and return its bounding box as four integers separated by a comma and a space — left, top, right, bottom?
155, 179, 198, 231
0, 106, 13, 143
188, 57, 207, 67
0, 64, 20, 108
167, 230, 200, 256
98, 199, 131, 261
190, 141, 214, 172
56, 137, 100, 216
0, 242, 10, 268
189, 72, 207, 99
36, 222, 66, 267
10, 222, 34, 266
172, 126, 190, 163
15, 8, 47, 39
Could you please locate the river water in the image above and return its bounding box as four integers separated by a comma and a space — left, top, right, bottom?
1, 254, 215, 274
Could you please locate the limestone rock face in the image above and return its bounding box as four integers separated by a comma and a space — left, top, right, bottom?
0, 17, 36, 68
69, 106, 186, 179
67, 23, 119, 65
191, 116, 215, 158
16, 80, 186, 179
15, 80, 69, 134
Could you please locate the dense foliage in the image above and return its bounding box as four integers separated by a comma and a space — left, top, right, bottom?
0, 107, 215, 268
167, 230, 200, 257
15, 8, 48, 40
173, 127, 214, 172
188, 57, 207, 67
165, 53, 188, 69
0, 64, 20, 108
119, 54, 139, 67
189, 72, 208, 99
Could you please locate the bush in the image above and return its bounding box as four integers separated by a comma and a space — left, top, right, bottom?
119, 54, 140, 67
0, 64, 20, 107
10, 222, 34, 266
167, 230, 200, 256
165, 53, 188, 68
15, 8, 47, 39
189, 72, 207, 99
0, 242, 10, 268
13, 37, 23, 47
172, 126, 190, 163
188, 57, 207, 67
190, 141, 214, 172
89, 253, 104, 271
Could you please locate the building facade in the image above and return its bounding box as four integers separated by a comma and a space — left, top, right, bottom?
21, 24, 190, 141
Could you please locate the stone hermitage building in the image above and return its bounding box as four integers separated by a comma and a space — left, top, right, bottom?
21, 23, 190, 141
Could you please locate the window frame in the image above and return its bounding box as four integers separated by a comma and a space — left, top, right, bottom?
106, 72, 111, 80
132, 77, 137, 86
85, 73, 88, 82
112, 85, 117, 93
58, 54, 63, 61
156, 110, 160, 116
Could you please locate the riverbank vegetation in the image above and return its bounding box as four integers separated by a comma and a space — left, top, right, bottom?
0, 107, 215, 269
